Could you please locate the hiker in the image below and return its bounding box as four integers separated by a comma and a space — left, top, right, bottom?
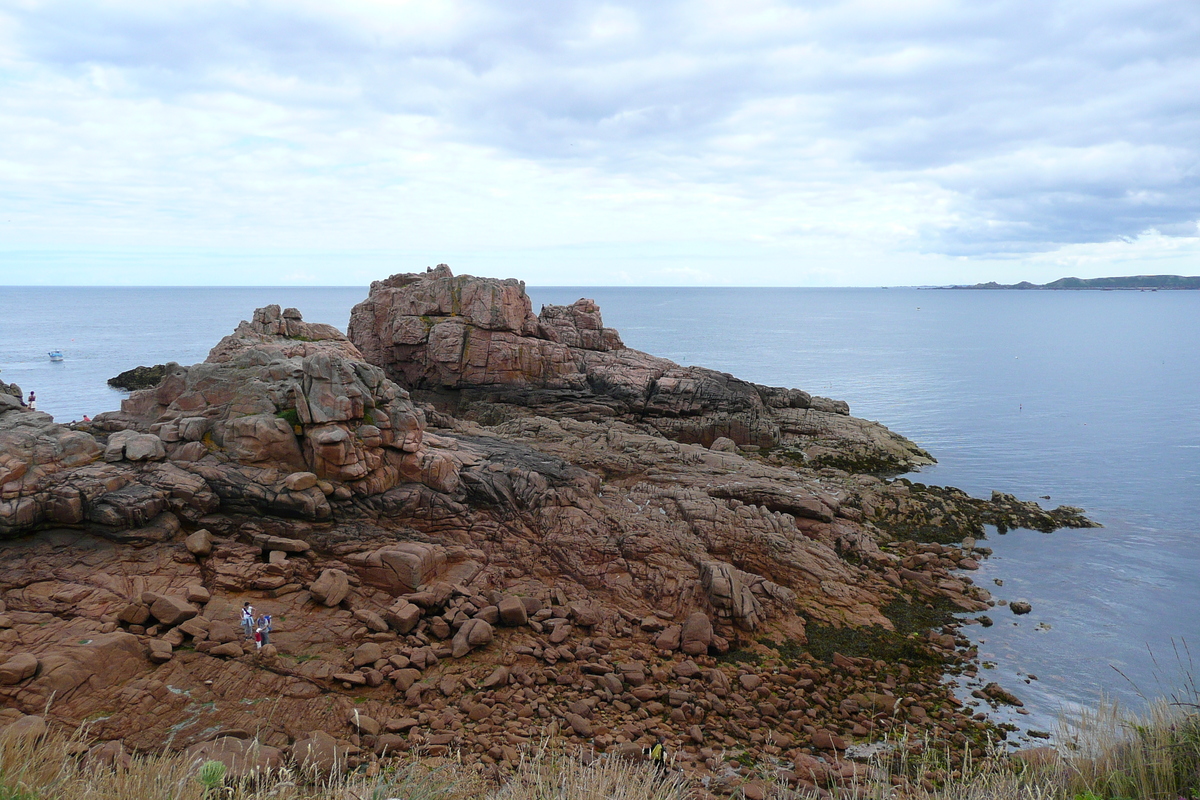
649, 737, 667, 774
240, 602, 256, 638
26, 391, 35, 411
253, 626, 263, 649
257, 614, 272, 646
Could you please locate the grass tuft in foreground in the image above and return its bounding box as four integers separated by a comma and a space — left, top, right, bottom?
0, 689, 1197, 800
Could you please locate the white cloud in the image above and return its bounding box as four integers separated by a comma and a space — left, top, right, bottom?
0, 0, 1198, 285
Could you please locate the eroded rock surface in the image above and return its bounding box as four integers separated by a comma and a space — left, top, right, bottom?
0, 267, 1099, 791
348, 266, 933, 472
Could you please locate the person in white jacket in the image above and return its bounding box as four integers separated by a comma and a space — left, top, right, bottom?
241, 602, 256, 638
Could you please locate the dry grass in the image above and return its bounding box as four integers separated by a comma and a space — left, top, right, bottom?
494, 744, 688, 800
1, 691, 1197, 800
1052, 693, 1200, 800
0, 730, 686, 800
730, 689, 1200, 800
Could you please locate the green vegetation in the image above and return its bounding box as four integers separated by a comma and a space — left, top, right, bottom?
0, 782, 39, 800
107, 364, 167, 391
767, 444, 914, 476
196, 760, 226, 796
809, 451, 914, 475
803, 621, 943, 667
714, 647, 760, 666
800, 594, 956, 667
755, 637, 804, 663
276, 408, 301, 427
883, 594, 959, 636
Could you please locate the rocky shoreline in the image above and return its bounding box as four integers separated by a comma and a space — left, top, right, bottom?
106, 364, 168, 391
0, 266, 1097, 795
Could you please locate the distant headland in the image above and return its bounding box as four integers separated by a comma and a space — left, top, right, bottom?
942, 274, 1200, 290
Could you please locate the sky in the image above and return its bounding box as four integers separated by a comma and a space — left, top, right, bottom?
0, 0, 1198, 287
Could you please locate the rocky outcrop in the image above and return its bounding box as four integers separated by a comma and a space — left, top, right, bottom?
0, 267, 1100, 791
347, 266, 624, 393
0, 408, 105, 537
348, 266, 933, 470
3, 305, 460, 539
109, 304, 430, 490
108, 365, 167, 391
206, 304, 363, 364
82, 306, 462, 524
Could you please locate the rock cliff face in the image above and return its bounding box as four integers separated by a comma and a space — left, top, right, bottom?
0, 271, 1098, 792
0, 405, 109, 537
110, 303, 440, 496
347, 265, 623, 390
349, 266, 932, 473
0, 305, 457, 540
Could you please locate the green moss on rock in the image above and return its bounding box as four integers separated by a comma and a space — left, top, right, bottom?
107, 364, 167, 391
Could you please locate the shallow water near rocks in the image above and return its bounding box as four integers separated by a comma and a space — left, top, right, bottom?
2, 284, 1197, 736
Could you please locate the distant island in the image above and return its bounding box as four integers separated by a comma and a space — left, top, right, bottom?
943, 275, 1200, 290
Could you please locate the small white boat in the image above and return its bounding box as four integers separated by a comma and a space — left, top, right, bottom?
48, 350, 64, 362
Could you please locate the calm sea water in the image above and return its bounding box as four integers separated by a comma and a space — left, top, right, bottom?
2, 285, 1198, 731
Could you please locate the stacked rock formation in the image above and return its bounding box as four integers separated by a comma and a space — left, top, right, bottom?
0, 269, 1098, 796
348, 265, 929, 472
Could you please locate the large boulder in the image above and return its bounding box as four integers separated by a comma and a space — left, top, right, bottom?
124, 434, 167, 462
699, 561, 796, 631
291, 730, 351, 776
284, 471, 319, 491
347, 266, 621, 392
184, 736, 285, 780
185, 529, 214, 557
217, 415, 305, 468
347, 710, 380, 736
147, 594, 198, 627
352, 643, 383, 668
343, 542, 447, 595
383, 600, 422, 634
2, 715, 47, 742
680, 611, 714, 656
0, 653, 39, 685
310, 569, 350, 607
497, 596, 528, 627
450, 618, 494, 658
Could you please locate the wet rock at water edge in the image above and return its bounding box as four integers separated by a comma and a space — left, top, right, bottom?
108, 364, 168, 391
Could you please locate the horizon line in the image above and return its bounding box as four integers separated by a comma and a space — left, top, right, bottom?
0, 283, 934, 290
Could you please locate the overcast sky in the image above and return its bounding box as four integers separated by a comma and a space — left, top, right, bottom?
1, 0, 1198, 286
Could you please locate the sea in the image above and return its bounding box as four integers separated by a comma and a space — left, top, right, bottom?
2, 285, 1198, 734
